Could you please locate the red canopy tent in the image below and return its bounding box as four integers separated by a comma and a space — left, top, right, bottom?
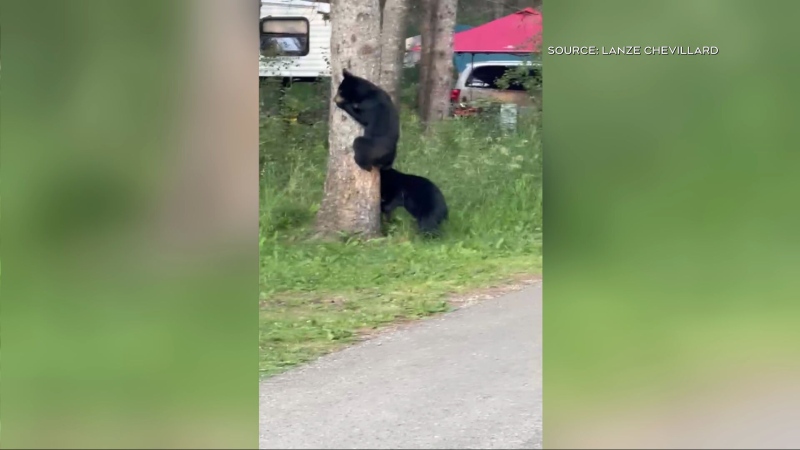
412, 8, 542, 54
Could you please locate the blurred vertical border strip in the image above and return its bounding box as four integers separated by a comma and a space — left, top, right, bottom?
1, 1, 259, 448
544, 1, 800, 448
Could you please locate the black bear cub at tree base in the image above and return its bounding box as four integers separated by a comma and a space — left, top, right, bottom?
334, 68, 400, 171
380, 168, 449, 236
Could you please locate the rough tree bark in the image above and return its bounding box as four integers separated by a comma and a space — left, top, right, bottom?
378, 0, 409, 105
315, 0, 383, 238
417, 0, 436, 120
421, 0, 457, 126
493, 0, 504, 19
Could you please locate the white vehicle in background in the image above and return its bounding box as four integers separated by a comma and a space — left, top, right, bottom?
450, 60, 542, 116
259, 0, 331, 80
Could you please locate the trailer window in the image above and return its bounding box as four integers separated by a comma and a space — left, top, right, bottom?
260, 17, 310, 57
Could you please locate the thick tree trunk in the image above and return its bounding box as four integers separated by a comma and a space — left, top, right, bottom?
493, 0, 504, 19
315, 0, 382, 238
416, 0, 436, 120
422, 0, 456, 125
378, 0, 409, 106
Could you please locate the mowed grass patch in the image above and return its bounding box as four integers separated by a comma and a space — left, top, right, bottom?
260, 108, 542, 377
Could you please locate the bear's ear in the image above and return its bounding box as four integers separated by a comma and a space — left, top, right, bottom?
342, 68, 352, 78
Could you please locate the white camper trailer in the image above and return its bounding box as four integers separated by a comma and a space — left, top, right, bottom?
259, 0, 331, 79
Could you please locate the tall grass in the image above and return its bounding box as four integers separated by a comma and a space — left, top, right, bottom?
259, 101, 542, 376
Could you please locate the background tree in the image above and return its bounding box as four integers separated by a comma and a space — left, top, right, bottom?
417, 0, 457, 128
315, 0, 383, 237
492, 0, 504, 19
378, 0, 409, 105
424, 0, 457, 124
416, 0, 435, 119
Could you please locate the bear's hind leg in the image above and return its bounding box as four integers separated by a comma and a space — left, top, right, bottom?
416, 206, 446, 238
355, 137, 394, 168
369, 138, 396, 169
353, 137, 375, 171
